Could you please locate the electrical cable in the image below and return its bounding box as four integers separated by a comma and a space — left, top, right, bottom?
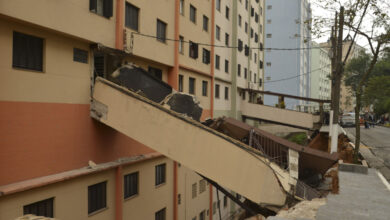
264, 64, 331, 84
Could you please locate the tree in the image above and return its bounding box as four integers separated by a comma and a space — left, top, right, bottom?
363, 75, 390, 115
314, 0, 390, 162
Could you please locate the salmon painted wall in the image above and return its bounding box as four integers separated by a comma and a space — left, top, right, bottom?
0, 101, 155, 185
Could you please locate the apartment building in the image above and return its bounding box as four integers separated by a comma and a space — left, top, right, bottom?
0, 0, 222, 219
213, 0, 265, 122
310, 42, 331, 111
320, 35, 365, 113
264, 0, 312, 110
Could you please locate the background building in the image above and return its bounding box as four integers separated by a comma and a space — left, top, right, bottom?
264, 0, 312, 110
310, 41, 331, 111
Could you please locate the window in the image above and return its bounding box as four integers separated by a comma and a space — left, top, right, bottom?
216, 25, 221, 40
225, 87, 229, 100
179, 36, 184, 54
202, 81, 208, 96
155, 208, 166, 220
24, 198, 54, 218
245, 0, 248, 10
199, 179, 206, 193
73, 48, 88, 63
88, 182, 106, 214
259, 24, 263, 33
259, 60, 263, 69
224, 60, 229, 73
192, 183, 197, 198
157, 19, 167, 43
203, 16, 209, 31
238, 39, 243, 52
199, 210, 205, 220
255, 13, 259, 23
254, 74, 257, 83
225, 6, 230, 19
155, 163, 166, 186
216, 0, 221, 11
267, 19, 272, 24
13, 32, 43, 71
125, 3, 139, 30
238, 15, 242, 26
202, 48, 210, 64
148, 66, 163, 80
189, 41, 199, 59
190, 5, 196, 23
238, 64, 241, 76
245, 45, 249, 56
266, 62, 272, 67
245, 22, 248, 33
215, 55, 220, 69
124, 172, 138, 199
90, 0, 113, 18
179, 75, 184, 92
251, 7, 254, 16
215, 84, 220, 98
267, 5, 272, 10
180, 0, 184, 15
254, 53, 257, 63
244, 68, 247, 79
189, 77, 195, 94
255, 33, 258, 43
213, 202, 217, 214
251, 28, 254, 38
225, 33, 229, 46
242, 90, 246, 100
266, 34, 272, 38
223, 195, 227, 207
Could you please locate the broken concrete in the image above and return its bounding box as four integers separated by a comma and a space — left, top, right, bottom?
161, 92, 203, 121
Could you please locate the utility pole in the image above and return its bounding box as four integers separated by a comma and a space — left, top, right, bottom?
330, 7, 344, 153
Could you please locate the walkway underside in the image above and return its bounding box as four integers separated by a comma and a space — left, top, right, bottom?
240, 101, 320, 130
91, 78, 291, 206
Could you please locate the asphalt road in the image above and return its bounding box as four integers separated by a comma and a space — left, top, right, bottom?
346, 126, 390, 180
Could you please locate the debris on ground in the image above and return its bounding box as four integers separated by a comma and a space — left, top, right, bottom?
275, 198, 327, 220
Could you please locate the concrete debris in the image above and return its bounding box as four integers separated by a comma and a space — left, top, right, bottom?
110, 64, 172, 103
15, 214, 56, 220
88, 160, 97, 168
161, 92, 203, 121
274, 198, 326, 220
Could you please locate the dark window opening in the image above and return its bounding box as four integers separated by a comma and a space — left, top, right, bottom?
179, 74, 184, 92
13, 31, 43, 71
224, 60, 229, 73
225, 87, 229, 100
238, 64, 241, 76
124, 172, 138, 199
202, 48, 210, 64
24, 198, 54, 218
125, 3, 139, 31
244, 68, 248, 79
74, 48, 88, 63
189, 41, 199, 59
203, 15, 209, 31
225, 33, 229, 46
215, 84, 220, 98
190, 5, 197, 23
189, 77, 195, 94
157, 19, 167, 43
155, 163, 166, 186
238, 39, 243, 52
215, 55, 220, 69
88, 181, 107, 214
225, 7, 230, 19
202, 81, 208, 96
90, 0, 113, 18
155, 208, 166, 220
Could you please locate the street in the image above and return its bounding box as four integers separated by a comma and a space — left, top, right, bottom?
346, 126, 390, 181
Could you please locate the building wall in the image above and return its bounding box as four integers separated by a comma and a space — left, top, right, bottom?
0, 0, 116, 48
310, 41, 331, 111
0, 157, 176, 220
264, 0, 311, 110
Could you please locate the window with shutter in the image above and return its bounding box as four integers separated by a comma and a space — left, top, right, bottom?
124, 172, 138, 199
88, 182, 107, 214
13, 32, 43, 72
125, 3, 139, 31
24, 198, 54, 218
157, 19, 167, 43
155, 208, 166, 220
155, 163, 166, 186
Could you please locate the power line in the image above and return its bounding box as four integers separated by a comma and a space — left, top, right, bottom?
264, 64, 331, 84
131, 32, 333, 51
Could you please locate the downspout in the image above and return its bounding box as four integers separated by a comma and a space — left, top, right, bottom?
115, 0, 124, 50
209, 2, 215, 219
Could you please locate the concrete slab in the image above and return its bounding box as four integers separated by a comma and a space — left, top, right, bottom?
338, 163, 368, 174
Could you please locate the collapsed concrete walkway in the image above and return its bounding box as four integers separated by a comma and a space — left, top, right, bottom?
316, 168, 390, 220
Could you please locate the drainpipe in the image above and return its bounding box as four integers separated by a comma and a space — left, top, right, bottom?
115, 0, 124, 50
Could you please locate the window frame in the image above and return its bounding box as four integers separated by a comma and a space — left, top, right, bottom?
125, 2, 139, 31
155, 208, 166, 220
189, 77, 196, 95
24, 198, 54, 218
155, 163, 166, 186
124, 172, 139, 199
12, 31, 44, 72
178, 74, 184, 92
190, 5, 197, 23
202, 81, 208, 96
156, 19, 167, 43
215, 55, 220, 69
215, 84, 220, 99
224, 60, 229, 73
224, 86, 229, 100
203, 15, 209, 32
88, 181, 107, 215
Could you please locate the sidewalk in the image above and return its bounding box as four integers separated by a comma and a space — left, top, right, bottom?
316, 168, 390, 220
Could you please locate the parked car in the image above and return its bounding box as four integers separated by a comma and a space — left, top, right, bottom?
340, 113, 356, 127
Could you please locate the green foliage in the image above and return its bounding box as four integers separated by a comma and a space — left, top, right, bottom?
286, 133, 307, 145
344, 52, 371, 92
363, 75, 390, 115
